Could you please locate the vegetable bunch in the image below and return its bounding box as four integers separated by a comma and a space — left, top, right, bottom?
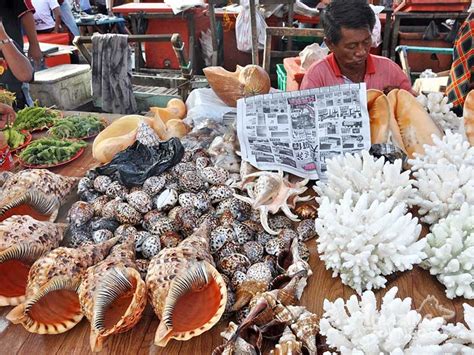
49, 115, 105, 139
19, 138, 87, 166
13, 105, 61, 131
0, 89, 16, 106
2, 127, 26, 149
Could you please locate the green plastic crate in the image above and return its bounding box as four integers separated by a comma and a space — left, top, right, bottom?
276, 64, 287, 91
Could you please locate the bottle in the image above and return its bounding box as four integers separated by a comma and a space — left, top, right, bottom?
0, 131, 13, 171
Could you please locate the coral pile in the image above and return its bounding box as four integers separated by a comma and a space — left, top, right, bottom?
409, 131, 474, 225
416, 92, 462, 133
422, 203, 474, 299
441, 303, 474, 353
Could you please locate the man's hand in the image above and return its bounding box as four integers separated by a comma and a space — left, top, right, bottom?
28, 45, 43, 65
0, 103, 15, 128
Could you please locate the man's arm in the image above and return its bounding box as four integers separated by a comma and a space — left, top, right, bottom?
0, 22, 33, 82
21, 11, 43, 65
52, 6, 62, 33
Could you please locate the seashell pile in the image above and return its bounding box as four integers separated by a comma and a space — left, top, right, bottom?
408, 131, 474, 225
316, 191, 425, 294
422, 203, 474, 299
321, 286, 474, 354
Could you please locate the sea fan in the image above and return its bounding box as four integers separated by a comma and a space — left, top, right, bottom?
319, 287, 448, 355
315, 191, 425, 294
422, 203, 474, 299
409, 131, 474, 225
314, 150, 415, 205
441, 304, 474, 353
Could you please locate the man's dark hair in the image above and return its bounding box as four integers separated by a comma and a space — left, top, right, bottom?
322, 0, 376, 44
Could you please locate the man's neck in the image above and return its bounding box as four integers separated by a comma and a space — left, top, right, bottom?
336, 57, 367, 83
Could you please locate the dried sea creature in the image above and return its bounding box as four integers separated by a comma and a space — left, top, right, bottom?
320, 287, 449, 354
422, 203, 474, 299
0, 216, 66, 306
146, 223, 227, 346
269, 326, 302, 355
213, 321, 262, 355
78, 237, 147, 352
6, 237, 119, 334
314, 150, 415, 205
441, 303, 474, 353
0, 169, 77, 222
408, 131, 474, 225
315, 191, 425, 294
416, 92, 462, 133
235, 171, 311, 235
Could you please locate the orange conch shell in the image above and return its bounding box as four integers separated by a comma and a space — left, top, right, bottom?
394, 89, 443, 158
464, 90, 474, 146
0, 169, 78, 222
6, 237, 119, 334
0, 215, 66, 306
146, 223, 227, 346
367, 89, 391, 144
386, 89, 406, 152
203, 65, 271, 107
79, 237, 147, 352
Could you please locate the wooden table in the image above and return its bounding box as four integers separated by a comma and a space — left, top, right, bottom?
1, 112, 473, 354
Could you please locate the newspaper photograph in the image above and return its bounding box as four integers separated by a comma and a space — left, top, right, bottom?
236, 83, 371, 180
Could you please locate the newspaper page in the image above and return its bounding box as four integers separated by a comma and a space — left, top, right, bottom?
236, 83, 370, 180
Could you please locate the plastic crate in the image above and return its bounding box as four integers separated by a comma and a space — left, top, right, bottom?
276, 64, 287, 91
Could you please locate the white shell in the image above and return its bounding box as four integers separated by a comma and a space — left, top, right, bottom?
154, 188, 178, 211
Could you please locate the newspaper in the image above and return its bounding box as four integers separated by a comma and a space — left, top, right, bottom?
236, 83, 371, 181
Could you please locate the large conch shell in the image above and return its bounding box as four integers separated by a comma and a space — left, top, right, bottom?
386, 89, 406, 152
393, 89, 443, 158
0, 169, 77, 222
146, 222, 227, 346
149, 98, 187, 123
203, 65, 271, 107
464, 90, 474, 146
79, 237, 147, 352
0, 215, 66, 306
367, 89, 391, 145
6, 237, 119, 334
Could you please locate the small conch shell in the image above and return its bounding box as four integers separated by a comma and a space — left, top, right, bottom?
0, 215, 66, 306
0, 169, 78, 222
213, 321, 262, 355
269, 326, 303, 355
6, 237, 119, 334
146, 223, 227, 346
78, 237, 147, 352
289, 309, 318, 354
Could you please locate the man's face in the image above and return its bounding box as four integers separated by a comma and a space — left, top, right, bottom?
326, 27, 372, 71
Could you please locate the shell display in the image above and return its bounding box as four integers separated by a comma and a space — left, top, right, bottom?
269, 326, 303, 355
421, 203, 474, 299
114, 224, 138, 241
93, 175, 112, 193
0, 170, 78, 222
320, 287, 449, 354
154, 188, 178, 211
126, 191, 153, 214
100, 198, 121, 219
143, 176, 166, 197
179, 170, 206, 192
67, 201, 94, 227
105, 181, 128, 199
78, 237, 147, 352
408, 131, 474, 225
146, 223, 227, 346
296, 219, 317, 241
316, 191, 425, 294
0, 216, 66, 306
141, 235, 161, 259
208, 185, 235, 204
314, 150, 415, 205
115, 203, 142, 225
92, 229, 114, 244
6, 237, 118, 334
0, 171, 13, 187
213, 321, 262, 355
90, 218, 119, 233
92, 196, 111, 216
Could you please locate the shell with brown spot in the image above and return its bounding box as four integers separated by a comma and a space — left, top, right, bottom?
146, 222, 227, 346
6, 237, 119, 334
0, 169, 78, 222
78, 237, 147, 352
0, 215, 67, 306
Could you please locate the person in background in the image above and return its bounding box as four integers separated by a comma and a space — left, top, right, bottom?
445, 5, 474, 114
31, 0, 63, 33
79, 0, 93, 14
300, 0, 412, 93
59, 0, 80, 37
0, 1, 35, 109
22, 0, 43, 67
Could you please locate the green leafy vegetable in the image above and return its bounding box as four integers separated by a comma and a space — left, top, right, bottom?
48, 114, 105, 139
19, 138, 87, 166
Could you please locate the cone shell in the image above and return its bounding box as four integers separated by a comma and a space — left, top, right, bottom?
6, 237, 118, 334
394, 89, 443, 158
79, 238, 147, 352
146, 224, 227, 346
367, 89, 390, 144
464, 90, 474, 146
0, 216, 66, 306
0, 169, 78, 222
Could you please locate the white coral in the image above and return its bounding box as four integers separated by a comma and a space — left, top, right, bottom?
441, 304, 474, 353
416, 93, 462, 133
422, 203, 474, 299
320, 287, 449, 355
314, 150, 415, 205
409, 131, 474, 225
315, 191, 425, 294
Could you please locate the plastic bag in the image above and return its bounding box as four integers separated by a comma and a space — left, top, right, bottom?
184, 88, 236, 127
294, 0, 319, 17
235, 0, 267, 52
369, 5, 384, 48
299, 43, 329, 71
95, 138, 184, 187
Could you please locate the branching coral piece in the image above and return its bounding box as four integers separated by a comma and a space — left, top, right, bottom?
422, 203, 474, 299
320, 287, 448, 354
408, 131, 474, 225
416, 93, 462, 134
314, 150, 415, 205
315, 191, 425, 294
441, 304, 474, 353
